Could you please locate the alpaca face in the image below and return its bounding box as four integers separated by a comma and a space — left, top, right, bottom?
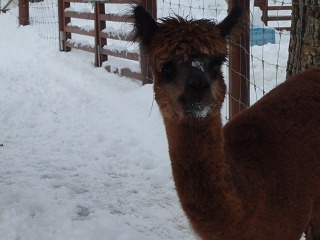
133, 5, 241, 121
153, 49, 227, 120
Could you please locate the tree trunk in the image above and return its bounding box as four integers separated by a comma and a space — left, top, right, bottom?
287, 0, 320, 78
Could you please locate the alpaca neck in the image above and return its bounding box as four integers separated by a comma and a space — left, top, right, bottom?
164, 114, 243, 238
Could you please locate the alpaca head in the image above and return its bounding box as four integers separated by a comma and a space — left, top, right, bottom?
133, 5, 242, 121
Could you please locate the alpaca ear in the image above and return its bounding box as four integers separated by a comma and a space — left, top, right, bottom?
217, 6, 242, 37
132, 4, 159, 50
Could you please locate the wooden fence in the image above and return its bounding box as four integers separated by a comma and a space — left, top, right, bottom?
58, 0, 156, 84
254, 0, 292, 31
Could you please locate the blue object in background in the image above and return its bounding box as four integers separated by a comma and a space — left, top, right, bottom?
250, 28, 276, 46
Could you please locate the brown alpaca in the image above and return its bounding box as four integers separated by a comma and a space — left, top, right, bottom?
133, 5, 320, 240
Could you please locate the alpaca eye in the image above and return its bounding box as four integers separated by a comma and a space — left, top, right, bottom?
207, 54, 226, 78
160, 61, 176, 77
209, 54, 227, 67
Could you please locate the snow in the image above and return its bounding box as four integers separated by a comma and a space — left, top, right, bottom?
65, 7, 92, 13
68, 39, 95, 49
0, 1, 303, 240
0, 13, 194, 240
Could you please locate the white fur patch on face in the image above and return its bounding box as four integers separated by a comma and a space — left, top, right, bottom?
191, 59, 204, 72
194, 105, 211, 118
187, 104, 212, 118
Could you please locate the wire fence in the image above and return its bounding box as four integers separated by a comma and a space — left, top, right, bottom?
2, 0, 58, 43
29, 0, 58, 42
2, 0, 295, 120
249, 1, 291, 96
158, 0, 292, 120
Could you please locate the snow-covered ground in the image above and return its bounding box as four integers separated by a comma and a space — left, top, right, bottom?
0, 12, 195, 240
0, 1, 301, 240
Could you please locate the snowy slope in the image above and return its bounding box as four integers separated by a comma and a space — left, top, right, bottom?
0, 13, 196, 240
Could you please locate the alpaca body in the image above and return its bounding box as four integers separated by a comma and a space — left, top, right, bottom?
133, 4, 320, 239
167, 69, 320, 240
223, 69, 320, 239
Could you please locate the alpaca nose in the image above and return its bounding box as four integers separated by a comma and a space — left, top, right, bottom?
186, 76, 210, 91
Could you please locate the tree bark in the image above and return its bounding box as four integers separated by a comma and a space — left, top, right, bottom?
287, 0, 320, 78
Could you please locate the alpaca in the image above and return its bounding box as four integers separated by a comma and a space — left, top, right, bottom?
132, 4, 320, 240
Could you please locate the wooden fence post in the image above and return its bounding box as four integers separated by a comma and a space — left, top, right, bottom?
58, 0, 71, 52
254, 0, 268, 26
139, 0, 157, 84
19, 0, 29, 26
94, 2, 107, 67
228, 0, 250, 119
